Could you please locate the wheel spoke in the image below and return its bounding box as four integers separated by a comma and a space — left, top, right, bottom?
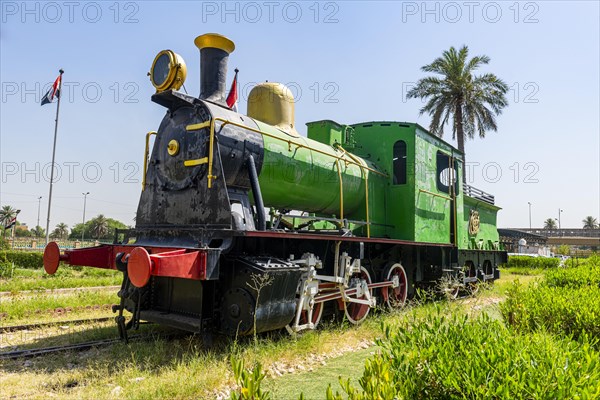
384, 264, 408, 309
344, 268, 372, 324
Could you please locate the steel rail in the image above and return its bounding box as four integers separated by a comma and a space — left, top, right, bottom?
0, 317, 113, 334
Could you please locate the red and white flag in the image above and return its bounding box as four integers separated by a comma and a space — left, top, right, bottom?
226, 68, 239, 112
41, 74, 61, 106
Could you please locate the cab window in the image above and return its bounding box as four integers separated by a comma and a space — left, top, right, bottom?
393, 140, 407, 185
436, 151, 458, 194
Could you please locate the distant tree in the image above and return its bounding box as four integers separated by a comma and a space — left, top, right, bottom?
406, 46, 508, 178
70, 216, 128, 240
55, 223, 69, 239
32, 226, 46, 238
14, 228, 32, 237
90, 215, 109, 239
544, 218, 557, 229
582, 216, 598, 229
556, 244, 570, 256
0, 205, 18, 237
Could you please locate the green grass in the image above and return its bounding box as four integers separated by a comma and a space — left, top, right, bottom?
328, 308, 600, 399
0, 267, 121, 292
1, 269, 596, 399
0, 290, 119, 322
264, 347, 371, 398
501, 260, 600, 342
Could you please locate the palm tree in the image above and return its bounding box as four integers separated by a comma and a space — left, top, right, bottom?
544, 218, 557, 229
582, 216, 598, 229
55, 223, 69, 239
406, 46, 508, 177
90, 214, 109, 239
0, 205, 18, 237
32, 226, 45, 238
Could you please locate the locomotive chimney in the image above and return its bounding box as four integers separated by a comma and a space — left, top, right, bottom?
194, 33, 235, 105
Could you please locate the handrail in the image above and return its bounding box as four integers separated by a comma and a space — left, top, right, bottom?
183, 117, 384, 236
418, 189, 452, 202
184, 117, 388, 182
142, 131, 157, 191
337, 145, 371, 238
335, 158, 344, 221
463, 184, 495, 205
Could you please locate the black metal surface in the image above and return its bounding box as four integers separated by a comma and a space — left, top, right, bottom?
219, 256, 303, 335
138, 97, 264, 246
199, 47, 230, 105
247, 155, 266, 230
464, 184, 495, 205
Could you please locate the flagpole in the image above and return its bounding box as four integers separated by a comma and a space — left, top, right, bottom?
45, 69, 64, 244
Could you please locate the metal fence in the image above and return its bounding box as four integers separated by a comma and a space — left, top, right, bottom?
514, 228, 600, 238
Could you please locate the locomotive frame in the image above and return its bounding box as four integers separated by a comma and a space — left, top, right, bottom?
43, 33, 506, 339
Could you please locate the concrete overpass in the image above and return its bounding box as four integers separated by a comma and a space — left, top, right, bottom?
506, 228, 600, 247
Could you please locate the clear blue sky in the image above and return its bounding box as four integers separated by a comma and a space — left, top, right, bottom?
1, 1, 598, 230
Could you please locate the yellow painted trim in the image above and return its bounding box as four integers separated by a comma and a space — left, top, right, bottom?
207, 120, 216, 188
211, 117, 388, 177
186, 121, 211, 131
418, 189, 452, 202
167, 139, 179, 156
335, 159, 344, 221
194, 33, 235, 54
338, 146, 371, 238
183, 157, 208, 167
200, 116, 387, 196
142, 131, 157, 191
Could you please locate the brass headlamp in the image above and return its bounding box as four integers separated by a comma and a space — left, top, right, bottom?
149, 50, 187, 92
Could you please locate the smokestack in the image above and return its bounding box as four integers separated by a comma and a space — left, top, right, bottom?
194, 33, 235, 105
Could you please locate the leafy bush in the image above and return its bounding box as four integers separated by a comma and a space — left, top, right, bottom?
545, 263, 600, 288
327, 309, 600, 399
501, 280, 600, 341
0, 250, 44, 269
507, 255, 560, 269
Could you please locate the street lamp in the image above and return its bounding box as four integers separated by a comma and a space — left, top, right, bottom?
558, 208, 563, 230
36, 196, 42, 236
528, 202, 532, 229
82, 192, 90, 242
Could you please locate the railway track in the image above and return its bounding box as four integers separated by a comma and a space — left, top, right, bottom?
1, 329, 178, 361
0, 317, 114, 333
0, 285, 120, 298
0, 335, 141, 360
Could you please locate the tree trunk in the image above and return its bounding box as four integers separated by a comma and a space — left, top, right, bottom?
455, 101, 466, 182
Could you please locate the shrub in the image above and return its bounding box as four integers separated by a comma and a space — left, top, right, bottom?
501, 281, 600, 341
507, 255, 559, 269
0, 251, 44, 269
326, 309, 600, 399
545, 263, 600, 288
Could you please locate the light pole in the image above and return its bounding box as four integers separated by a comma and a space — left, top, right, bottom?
36, 196, 42, 236
558, 208, 563, 230
528, 202, 532, 229
82, 192, 90, 242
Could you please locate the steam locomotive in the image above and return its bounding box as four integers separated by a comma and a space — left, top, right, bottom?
43, 33, 506, 338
